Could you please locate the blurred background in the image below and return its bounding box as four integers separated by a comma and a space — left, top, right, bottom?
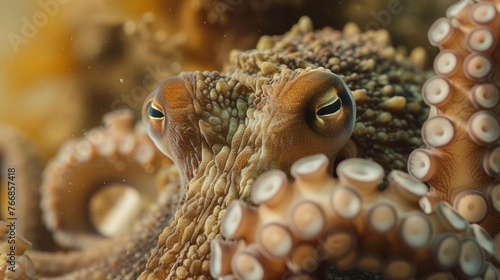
0, 0, 455, 163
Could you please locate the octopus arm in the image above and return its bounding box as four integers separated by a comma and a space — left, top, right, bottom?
412, 0, 500, 264
212, 154, 498, 279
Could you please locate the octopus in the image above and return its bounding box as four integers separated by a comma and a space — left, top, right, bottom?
1, 0, 499, 279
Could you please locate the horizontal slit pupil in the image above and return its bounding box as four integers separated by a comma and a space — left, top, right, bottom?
149, 106, 164, 118
317, 98, 341, 116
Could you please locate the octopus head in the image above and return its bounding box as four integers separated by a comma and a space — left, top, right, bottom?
143, 68, 356, 182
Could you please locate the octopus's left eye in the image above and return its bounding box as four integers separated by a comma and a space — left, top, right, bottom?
149, 104, 164, 119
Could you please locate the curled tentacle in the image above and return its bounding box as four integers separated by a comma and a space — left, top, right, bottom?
41, 109, 170, 249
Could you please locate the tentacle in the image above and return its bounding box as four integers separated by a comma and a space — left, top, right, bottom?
409, 0, 500, 268
40, 109, 170, 249
212, 155, 498, 279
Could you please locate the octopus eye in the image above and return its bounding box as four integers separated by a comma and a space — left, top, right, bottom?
317, 97, 342, 116
305, 72, 355, 139
149, 104, 164, 119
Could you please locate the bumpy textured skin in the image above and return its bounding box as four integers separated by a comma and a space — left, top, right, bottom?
228, 19, 428, 175
6, 1, 499, 279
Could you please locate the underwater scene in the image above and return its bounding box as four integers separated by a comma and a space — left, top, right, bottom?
0, 0, 499, 279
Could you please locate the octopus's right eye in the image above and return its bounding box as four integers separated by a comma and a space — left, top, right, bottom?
149, 104, 164, 119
